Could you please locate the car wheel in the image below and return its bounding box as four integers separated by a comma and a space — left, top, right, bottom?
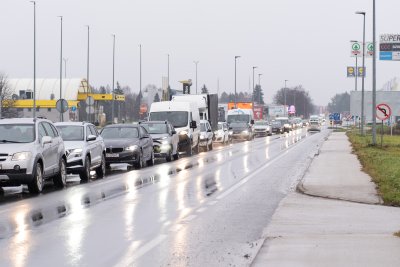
187, 140, 193, 156
147, 151, 155, 166
134, 152, 143, 169
28, 162, 43, 194
209, 141, 213, 151
53, 158, 67, 188
166, 149, 172, 162
106, 163, 111, 170
96, 154, 106, 178
173, 151, 179, 160
79, 155, 91, 181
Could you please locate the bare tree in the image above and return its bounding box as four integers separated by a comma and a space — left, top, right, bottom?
0, 73, 17, 118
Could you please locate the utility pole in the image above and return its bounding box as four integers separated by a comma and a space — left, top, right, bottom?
372, 0, 377, 144
234, 56, 240, 108
284, 80, 288, 116
86, 25, 90, 122
194, 61, 199, 94
252, 66, 257, 113
58, 16, 63, 122
112, 34, 115, 124
30, 1, 36, 119
258, 73, 263, 104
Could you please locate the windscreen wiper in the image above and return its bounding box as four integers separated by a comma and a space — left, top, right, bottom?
0, 140, 23, 143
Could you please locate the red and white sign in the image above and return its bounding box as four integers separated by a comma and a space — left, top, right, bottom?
376, 103, 392, 121
253, 107, 263, 120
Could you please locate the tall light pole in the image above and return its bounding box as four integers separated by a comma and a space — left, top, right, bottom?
58, 16, 63, 122
356, 11, 366, 135
63, 58, 68, 78
139, 44, 142, 95
258, 73, 263, 104
111, 34, 115, 124
234, 56, 240, 108
86, 25, 90, 122
30, 1, 36, 119
284, 80, 288, 116
194, 61, 199, 94
372, 0, 377, 144
167, 54, 170, 90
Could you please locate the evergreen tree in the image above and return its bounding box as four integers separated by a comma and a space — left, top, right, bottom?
153, 93, 160, 103
201, 84, 209, 94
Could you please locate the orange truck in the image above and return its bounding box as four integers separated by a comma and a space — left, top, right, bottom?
227, 102, 253, 110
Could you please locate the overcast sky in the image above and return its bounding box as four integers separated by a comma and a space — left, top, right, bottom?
1, 0, 400, 106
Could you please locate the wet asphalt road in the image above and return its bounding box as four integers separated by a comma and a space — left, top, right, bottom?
0, 128, 329, 267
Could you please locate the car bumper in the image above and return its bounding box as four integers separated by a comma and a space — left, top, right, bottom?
0, 169, 33, 186
178, 135, 191, 152
105, 150, 139, 164
66, 158, 85, 174
199, 138, 209, 147
231, 133, 251, 140
153, 143, 172, 158
213, 135, 225, 142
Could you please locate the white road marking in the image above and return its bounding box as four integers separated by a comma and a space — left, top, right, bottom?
169, 224, 183, 232
196, 207, 207, 213
208, 200, 218, 206
182, 214, 197, 222
118, 235, 167, 267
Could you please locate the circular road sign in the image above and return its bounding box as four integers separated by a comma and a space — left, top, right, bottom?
86, 96, 95, 106
352, 42, 361, 51
367, 43, 374, 52
376, 103, 392, 121
56, 99, 69, 113
85, 106, 95, 114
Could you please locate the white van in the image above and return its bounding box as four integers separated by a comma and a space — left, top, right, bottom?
149, 101, 200, 155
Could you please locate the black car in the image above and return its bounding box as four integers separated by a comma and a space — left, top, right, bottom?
229, 122, 254, 141
140, 121, 179, 162
100, 124, 154, 169
271, 121, 284, 134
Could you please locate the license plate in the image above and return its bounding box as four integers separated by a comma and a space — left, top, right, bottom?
106, 153, 119, 158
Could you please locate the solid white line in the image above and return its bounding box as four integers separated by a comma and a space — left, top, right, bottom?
208, 200, 218, 206
169, 224, 183, 232
216, 150, 290, 200
182, 214, 197, 222
120, 235, 167, 267
196, 207, 207, 213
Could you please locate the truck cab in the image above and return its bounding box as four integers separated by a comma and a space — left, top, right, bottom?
149, 101, 200, 156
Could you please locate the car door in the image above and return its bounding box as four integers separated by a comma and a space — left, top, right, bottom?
87, 125, 100, 166
206, 122, 213, 144
139, 126, 151, 160
170, 124, 178, 154
90, 125, 103, 165
223, 123, 229, 141
40, 122, 57, 175
38, 123, 51, 175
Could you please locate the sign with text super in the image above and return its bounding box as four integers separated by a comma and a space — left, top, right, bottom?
380, 34, 400, 61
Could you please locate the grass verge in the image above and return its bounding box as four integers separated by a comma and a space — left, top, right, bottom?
347, 131, 400, 206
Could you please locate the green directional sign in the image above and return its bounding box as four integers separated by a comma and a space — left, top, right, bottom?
352, 43, 361, 51
351, 41, 362, 57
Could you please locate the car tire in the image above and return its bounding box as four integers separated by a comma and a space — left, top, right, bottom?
53, 158, 67, 188
209, 141, 213, 151
166, 149, 172, 162
28, 162, 44, 194
134, 152, 143, 169
173, 151, 179, 161
79, 155, 91, 181
187, 140, 193, 156
147, 152, 155, 166
96, 154, 106, 178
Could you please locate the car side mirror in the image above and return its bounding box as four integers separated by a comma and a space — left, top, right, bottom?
207, 129, 212, 133
250, 119, 255, 124
42, 136, 52, 145
171, 130, 177, 135
87, 135, 97, 142
190, 121, 197, 129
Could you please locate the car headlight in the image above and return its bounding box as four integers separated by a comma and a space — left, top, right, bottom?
229, 131, 233, 135
161, 140, 169, 145
12, 152, 32, 161
67, 148, 83, 158
179, 131, 188, 135
125, 145, 139, 151
242, 130, 249, 134
200, 135, 206, 140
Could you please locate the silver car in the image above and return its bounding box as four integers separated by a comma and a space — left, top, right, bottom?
0, 118, 67, 193
199, 120, 214, 151
56, 122, 106, 181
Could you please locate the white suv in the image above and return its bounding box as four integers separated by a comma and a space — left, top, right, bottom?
0, 118, 67, 193
55, 122, 106, 181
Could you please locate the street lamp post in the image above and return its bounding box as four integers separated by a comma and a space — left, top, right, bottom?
258, 73, 263, 104
252, 66, 258, 113
350, 40, 359, 92
30, 1, 36, 119
194, 61, 199, 94
58, 16, 63, 122
111, 34, 115, 124
356, 11, 366, 136
86, 25, 90, 122
63, 58, 68, 78
284, 80, 288, 116
234, 56, 240, 109
372, 0, 377, 145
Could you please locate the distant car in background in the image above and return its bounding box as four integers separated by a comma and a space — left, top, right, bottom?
275, 117, 292, 133
271, 121, 284, 134
100, 124, 154, 169
254, 120, 272, 137
199, 120, 214, 151
140, 121, 179, 162
213, 122, 230, 144
308, 120, 321, 132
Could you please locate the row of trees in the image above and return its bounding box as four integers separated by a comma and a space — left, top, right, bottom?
273, 86, 315, 117
327, 92, 350, 114
218, 85, 265, 105
0, 73, 18, 118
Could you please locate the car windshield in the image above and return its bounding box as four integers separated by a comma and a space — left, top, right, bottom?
230, 122, 247, 128
227, 114, 250, 123
57, 126, 84, 141
101, 127, 139, 139
255, 121, 268, 126
141, 123, 168, 134
271, 121, 282, 126
200, 123, 207, 132
149, 111, 188, 128
0, 124, 35, 143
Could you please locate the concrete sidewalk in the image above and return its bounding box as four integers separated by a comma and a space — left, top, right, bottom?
253, 132, 400, 267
